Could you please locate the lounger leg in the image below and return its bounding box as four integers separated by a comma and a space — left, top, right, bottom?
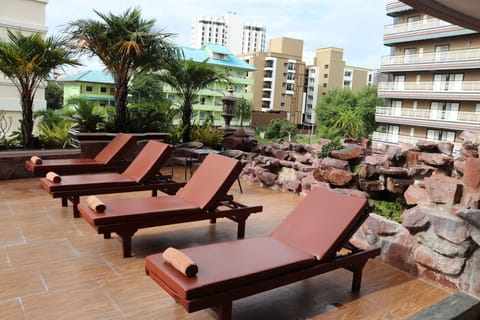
103, 232, 111, 239
116, 229, 138, 258
61, 197, 67, 207
237, 219, 246, 238
212, 301, 232, 320
72, 196, 80, 218
350, 260, 369, 293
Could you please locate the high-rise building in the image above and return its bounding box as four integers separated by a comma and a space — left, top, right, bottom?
191, 13, 266, 55
374, 0, 480, 153
303, 47, 374, 126
0, 0, 48, 135
241, 37, 306, 125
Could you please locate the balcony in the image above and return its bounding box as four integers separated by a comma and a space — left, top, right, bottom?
384, 18, 476, 45
375, 106, 480, 130
386, 0, 412, 16
380, 48, 480, 72
377, 81, 480, 100
372, 131, 462, 151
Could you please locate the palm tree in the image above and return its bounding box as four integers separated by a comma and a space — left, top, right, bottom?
235, 97, 253, 127
158, 59, 225, 142
65, 7, 178, 130
0, 31, 79, 148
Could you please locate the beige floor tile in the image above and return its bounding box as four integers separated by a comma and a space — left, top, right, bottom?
0, 298, 25, 320
6, 238, 79, 266
0, 267, 46, 300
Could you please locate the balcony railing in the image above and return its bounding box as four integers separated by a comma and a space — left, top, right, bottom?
372, 131, 461, 150
381, 48, 480, 69
376, 106, 480, 123
378, 81, 480, 93
384, 18, 452, 35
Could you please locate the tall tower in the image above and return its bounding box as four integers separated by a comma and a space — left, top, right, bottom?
374, 1, 480, 153
191, 13, 266, 55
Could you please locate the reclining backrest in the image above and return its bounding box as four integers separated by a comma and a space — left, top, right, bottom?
94, 133, 136, 165
271, 187, 368, 261
122, 140, 172, 183
177, 153, 241, 211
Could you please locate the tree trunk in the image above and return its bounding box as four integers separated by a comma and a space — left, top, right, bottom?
114, 81, 129, 130
21, 94, 34, 148
181, 100, 192, 143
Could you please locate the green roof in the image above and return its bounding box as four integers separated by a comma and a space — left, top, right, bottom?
179, 44, 256, 71
58, 70, 114, 84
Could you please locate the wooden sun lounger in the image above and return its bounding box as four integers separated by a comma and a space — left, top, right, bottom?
77, 153, 263, 258
25, 133, 136, 176
145, 187, 381, 320
40, 140, 185, 218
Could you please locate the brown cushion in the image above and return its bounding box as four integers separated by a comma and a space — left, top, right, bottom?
79, 196, 200, 226
145, 237, 316, 300
271, 187, 367, 261
40, 172, 135, 192
94, 133, 136, 165
176, 154, 241, 211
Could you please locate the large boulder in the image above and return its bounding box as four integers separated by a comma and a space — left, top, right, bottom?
424, 175, 463, 204
330, 144, 364, 160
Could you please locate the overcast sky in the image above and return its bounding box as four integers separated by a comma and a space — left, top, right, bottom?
46, 0, 392, 71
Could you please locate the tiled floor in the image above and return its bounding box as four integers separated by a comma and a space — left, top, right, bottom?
0, 169, 450, 319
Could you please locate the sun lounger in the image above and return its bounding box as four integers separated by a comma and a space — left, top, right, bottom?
25, 133, 136, 176
40, 140, 185, 218
77, 153, 263, 258
145, 187, 381, 320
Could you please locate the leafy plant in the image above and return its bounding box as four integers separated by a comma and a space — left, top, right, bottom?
128, 101, 175, 133
38, 121, 76, 149
264, 118, 297, 140
191, 124, 224, 148
317, 138, 343, 158
369, 199, 405, 223
65, 97, 105, 132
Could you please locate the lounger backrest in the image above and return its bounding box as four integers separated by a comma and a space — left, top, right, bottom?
271, 187, 368, 261
176, 153, 241, 211
94, 133, 136, 165
122, 140, 172, 183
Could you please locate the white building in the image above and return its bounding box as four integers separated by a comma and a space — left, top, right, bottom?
0, 0, 48, 136
191, 13, 266, 55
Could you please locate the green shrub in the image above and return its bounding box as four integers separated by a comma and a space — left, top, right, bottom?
369, 199, 405, 223
317, 139, 343, 158
38, 122, 76, 149
191, 124, 224, 148
264, 118, 297, 140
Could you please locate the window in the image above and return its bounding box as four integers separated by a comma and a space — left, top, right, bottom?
322, 83, 327, 87
324, 74, 328, 78
100, 87, 107, 93
324, 64, 329, 69
344, 71, 351, 77
199, 97, 206, 105
426, 129, 455, 142
86, 86, 93, 92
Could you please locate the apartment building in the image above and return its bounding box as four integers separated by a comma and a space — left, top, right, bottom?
0, 0, 48, 135
57, 70, 115, 107
191, 13, 266, 55
164, 44, 256, 126
241, 37, 306, 125
374, 0, 480, 152
303, 47, 374, 126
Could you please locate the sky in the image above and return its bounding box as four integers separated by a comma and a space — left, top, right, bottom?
45, 0, 392, 72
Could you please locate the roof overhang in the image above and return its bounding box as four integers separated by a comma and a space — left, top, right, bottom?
401, 0, 480, 31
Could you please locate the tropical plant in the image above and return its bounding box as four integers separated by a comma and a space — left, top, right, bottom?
191, 124, 224, 148
129, 71, 168, 104
157, 58, 226, 142
0, 30, 79, 148
128, 100, 175, 133
64, 96, 105, 132
316, 86, 382, 140
317, 138, 343, 159
45, 80, 64, 109
0, 111, 13, 144
234, 97, 252, 127
65, 7, 178, 131
38, 121, 75, 149
264, 118, 297, 140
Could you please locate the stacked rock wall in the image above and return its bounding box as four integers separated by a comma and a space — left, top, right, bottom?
239, 130, 480, 297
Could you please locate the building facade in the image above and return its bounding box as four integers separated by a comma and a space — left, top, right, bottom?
191, 13, 266, 55
164, 44, 256, 126
374, 0, 480, 152
241, 37, 306, 125
57, 70, 115, 107
0, 0, 48, 135
303, 47, 374, 126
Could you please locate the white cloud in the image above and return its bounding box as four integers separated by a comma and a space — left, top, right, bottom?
46, 0, 391, 70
